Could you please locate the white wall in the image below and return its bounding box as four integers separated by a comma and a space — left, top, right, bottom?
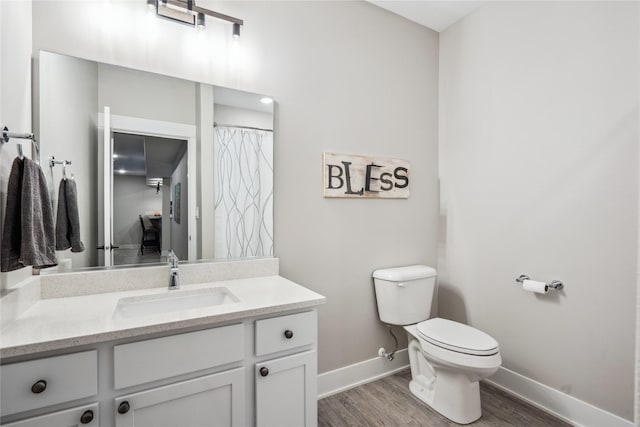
30, 0, 439, 373
439, 1, 639, 420
113, 175, 162, 247
0, 0, 32, 287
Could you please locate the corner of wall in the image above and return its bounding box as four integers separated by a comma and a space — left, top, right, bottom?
0, 0, 33, 289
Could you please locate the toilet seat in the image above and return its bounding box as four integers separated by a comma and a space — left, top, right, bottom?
417, 318, 499, 356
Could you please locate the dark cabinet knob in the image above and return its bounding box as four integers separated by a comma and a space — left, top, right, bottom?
80, 410, 94, 424
31, 380, 47, 394
284, 330, 294, 339
118, 401, 130, 414
259, 367, 269, 377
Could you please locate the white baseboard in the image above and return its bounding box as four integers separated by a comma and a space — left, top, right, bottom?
318, 349, 409, 399
486, 366, 634, 427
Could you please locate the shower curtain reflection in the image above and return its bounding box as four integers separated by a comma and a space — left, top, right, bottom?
214, 126, 273, 258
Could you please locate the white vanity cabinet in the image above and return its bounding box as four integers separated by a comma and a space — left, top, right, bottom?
0, 309, 319, 427
254, 311, 318, 427
114, 368, 245, 427
112, 325, 246, 427
255, 351, 317, 427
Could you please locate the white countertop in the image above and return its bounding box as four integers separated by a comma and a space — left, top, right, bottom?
0, 275, 326, 358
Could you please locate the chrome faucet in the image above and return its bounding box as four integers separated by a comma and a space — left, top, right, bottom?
168, 250, 180, 290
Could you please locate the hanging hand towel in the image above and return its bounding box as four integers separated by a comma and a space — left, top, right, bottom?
56, 178, 85, 252
1, 157, 57, 271
1, 158, 25, 271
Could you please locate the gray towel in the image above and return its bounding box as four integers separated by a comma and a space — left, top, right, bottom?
56, 178, 84, 252
1, 157, 57, 272
1, 158, 24, 271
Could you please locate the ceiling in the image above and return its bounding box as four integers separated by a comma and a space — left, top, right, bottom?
113, 133, 187, 179
367, 1, 486, 32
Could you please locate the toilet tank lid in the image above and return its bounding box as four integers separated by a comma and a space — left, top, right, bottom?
372, 265, 437, 281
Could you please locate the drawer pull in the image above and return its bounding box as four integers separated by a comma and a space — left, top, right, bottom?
118, 401, 130, 414
80, 410, 94, 424
259, 367, 269, 377
284, 330, 294, 339
31, 380, 47, 394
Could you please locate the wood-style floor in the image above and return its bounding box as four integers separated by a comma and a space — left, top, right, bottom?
113, 247, 162, 266
318, 369, 570, 427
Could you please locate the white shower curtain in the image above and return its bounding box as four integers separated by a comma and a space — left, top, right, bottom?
214, 126, 273, 258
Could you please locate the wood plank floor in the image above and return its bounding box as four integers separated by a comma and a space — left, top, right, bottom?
113, 248, 162, 266
318, 369, 570, 426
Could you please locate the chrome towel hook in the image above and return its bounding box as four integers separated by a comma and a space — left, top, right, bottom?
49, 156, 73, 180
2, 125, 40, 163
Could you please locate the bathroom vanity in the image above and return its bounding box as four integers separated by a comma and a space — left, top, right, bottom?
0, 260, 325, 427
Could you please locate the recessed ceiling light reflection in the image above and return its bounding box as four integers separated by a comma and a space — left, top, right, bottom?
260, 97, 273, 105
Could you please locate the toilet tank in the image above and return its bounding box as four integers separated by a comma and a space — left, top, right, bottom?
372, 265, 437, 325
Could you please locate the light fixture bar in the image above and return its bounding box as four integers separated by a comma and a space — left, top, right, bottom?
157, 1, 195, 26
164, 0, 243, 25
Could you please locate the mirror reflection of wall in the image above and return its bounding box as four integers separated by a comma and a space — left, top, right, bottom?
36, 50, 274, 272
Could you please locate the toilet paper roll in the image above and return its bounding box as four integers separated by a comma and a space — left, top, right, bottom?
522, 279, 548, 294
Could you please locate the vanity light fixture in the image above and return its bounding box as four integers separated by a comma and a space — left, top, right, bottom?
149, 0, 243, 37
196, 12, 205, 30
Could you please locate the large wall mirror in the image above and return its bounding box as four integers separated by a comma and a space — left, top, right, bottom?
36, 51, 274, 271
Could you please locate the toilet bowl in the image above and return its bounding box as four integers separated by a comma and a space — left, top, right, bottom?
372, 265, 501, 424
405, 320, 501, 424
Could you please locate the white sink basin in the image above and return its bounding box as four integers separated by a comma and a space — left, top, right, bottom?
113, 287, 239, 320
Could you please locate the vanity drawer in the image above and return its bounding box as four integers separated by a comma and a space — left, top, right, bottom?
114, 324, 244, 389
0, 350, 98, 417
255, 311, 316, 356
2, 403, 98, 427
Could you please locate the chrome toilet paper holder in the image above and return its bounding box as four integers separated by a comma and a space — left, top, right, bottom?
515, 274, 564, 290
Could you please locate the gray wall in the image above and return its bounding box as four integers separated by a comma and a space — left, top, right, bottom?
439, 1, 638, 420
98, 63, 196, 125
29, 0, 440, 373
38, 52, 99, 270
113, 175, 162, 247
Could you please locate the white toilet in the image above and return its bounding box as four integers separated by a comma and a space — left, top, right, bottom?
373, 265, 501, 424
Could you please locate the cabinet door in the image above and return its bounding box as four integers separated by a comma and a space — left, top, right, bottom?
114, 368, 244, 427
255, 351, 317, 427
2, 403, 98, 427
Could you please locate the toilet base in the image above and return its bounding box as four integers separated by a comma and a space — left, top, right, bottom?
408, 338, 483, 424
409, 371, 481, 424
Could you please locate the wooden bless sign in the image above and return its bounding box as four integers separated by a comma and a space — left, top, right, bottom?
323, 152, 410, 198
